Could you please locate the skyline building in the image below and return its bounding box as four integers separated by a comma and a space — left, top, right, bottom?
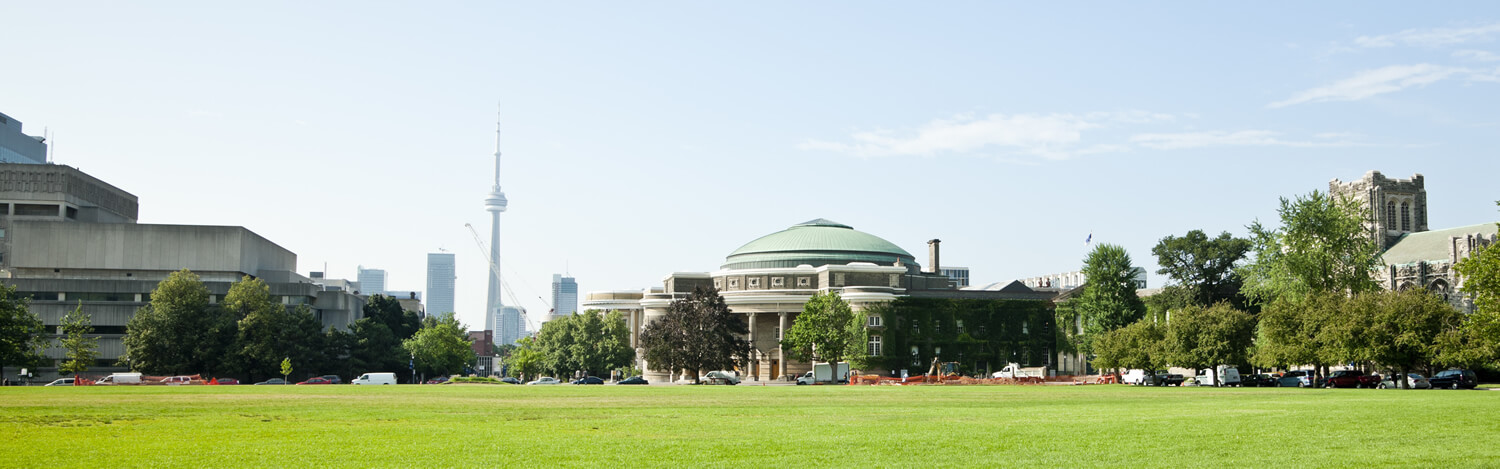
550, 274, 577, 321
357, 266, 387, 296
426, 252, 456, 315
483, 113, 509, 333
497, 305, 526, 346
0, 111, 47, 165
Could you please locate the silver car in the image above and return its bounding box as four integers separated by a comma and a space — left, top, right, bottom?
1378, 373, 1431, 389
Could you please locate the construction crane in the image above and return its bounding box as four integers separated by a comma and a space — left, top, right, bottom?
463, 223, 545, 332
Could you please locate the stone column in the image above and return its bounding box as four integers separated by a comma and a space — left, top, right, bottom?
747, 312, 757, 380
777, 311, 787, 379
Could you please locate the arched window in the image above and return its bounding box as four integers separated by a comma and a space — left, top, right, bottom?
1431, 279, 1450, 302
1386, 201, 1397, 230
1401, 202, 1411, 231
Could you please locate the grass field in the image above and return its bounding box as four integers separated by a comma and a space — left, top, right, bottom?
2, 384, 1496, 467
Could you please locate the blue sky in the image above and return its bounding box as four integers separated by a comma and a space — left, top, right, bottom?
3, 2, 1498, 331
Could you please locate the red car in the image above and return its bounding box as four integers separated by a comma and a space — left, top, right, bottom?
216, 378, 240, 385
1323, 370, 1380, 388
296, 377, 334, 385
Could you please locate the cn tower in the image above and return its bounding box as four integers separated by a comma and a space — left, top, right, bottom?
483, 113, 508, 328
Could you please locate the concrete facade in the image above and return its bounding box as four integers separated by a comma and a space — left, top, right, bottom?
0, 164, 363, 381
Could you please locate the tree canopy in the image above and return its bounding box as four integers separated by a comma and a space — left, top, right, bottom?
57, 303, 99, 375
1068, 243, 1147, 354
0, 284, 46, 377
402, 314, 476, 378
1152, 230, 1252, 307
1239, 190, 1382, 305
782, 291, 861, 369
123, 269, 236, 375
1091, 320, 1166, 374
638, 286, 748, 383
1162, 303, 1255, 384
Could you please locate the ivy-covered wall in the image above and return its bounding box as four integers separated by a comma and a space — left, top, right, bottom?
869, 297, 1055, 376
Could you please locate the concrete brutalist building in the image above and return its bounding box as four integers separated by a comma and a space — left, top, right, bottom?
1, 162, 363, 380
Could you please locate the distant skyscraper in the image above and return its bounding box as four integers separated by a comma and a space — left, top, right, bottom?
0, 111, 48, 164
550, 274, 577, 321
483, 112, 509, 333
497, 306, 526, 345
357, 266, 387, 296
426, 253, 456, 315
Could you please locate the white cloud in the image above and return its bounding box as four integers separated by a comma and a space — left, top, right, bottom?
1356, 23, 1500, 48
1454, 49, 1500, 62
796, 112, 1169, 160
1129, 130, 1365, 150
1268, 64, 1465, 108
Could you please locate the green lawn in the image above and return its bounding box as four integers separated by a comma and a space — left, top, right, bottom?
2, 384, 1496, 467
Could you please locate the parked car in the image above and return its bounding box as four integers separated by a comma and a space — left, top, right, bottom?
1324, 370, 1380, 388
499, 377, 522, 385
319, 375, 342, 384
571, 376, 605, 385
161, 376, 195, 386
44, 378, 76, 387
618, 376, 648, 385
216, 378, 241, 385
425, 376, 450, 385
297, 377, 334, 385
1428, 369, 1479, 390
526, 377, 561, 385
1277, 370, 1318, 388
1241, 374, 1278, 387
255, 378, 288, 385
1378, 373, 1431, 389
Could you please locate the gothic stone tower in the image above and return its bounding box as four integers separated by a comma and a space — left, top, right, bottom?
1330, 170, 1427, 250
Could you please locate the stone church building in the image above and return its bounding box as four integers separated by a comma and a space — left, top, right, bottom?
1331, 170, 1496, 311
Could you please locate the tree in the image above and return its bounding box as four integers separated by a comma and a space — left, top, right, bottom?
1239, 190, 1382, 306
57, 303, 100, 376
226, 276, 295, 382
506, 337, 546, 380
1151, 230, 1252, 307
0, 284, 47, 380
1070, 244, 1147, 355
122, 269, 235, 375
1091, 320, 1166, 376
1449, 203, 1500, 367
348, 294, 423, 381
1163, 303, 1255, 385
782, 291, 862, 375
402, 314, 476, 378
638, 286, 748, 384
1351, 290, 1463, 388
1251, 292, 1343, 376
527, 310, 634, 378
280, 357, 292, 382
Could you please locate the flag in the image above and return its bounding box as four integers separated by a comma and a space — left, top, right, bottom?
1085, 233, 1092, 244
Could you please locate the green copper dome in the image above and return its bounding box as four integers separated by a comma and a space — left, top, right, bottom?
722, 219, 918, 272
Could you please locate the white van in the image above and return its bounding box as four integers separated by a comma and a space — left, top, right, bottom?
96, 373, 142, 385
351, 372, 397, 385
1196, 366, 1242, 387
